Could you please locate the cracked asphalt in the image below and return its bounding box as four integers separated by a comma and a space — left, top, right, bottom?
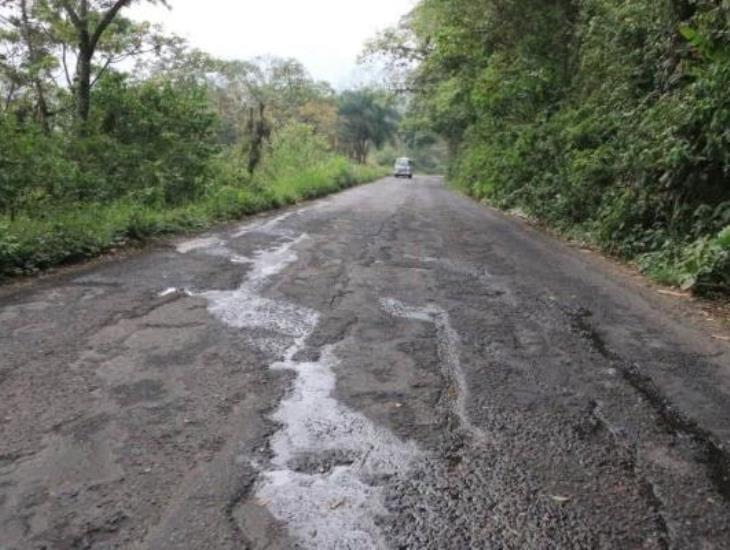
1, 176, 730, 549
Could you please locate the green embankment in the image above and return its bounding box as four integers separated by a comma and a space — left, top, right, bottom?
0, 160, 385, 279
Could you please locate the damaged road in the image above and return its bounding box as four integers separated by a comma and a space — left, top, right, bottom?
1, 176, 730, 548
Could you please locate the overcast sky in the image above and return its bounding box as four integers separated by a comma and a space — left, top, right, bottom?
129, 0, 416, 88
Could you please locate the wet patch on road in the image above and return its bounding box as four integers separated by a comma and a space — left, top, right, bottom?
176, 236, 225, 254
232, 212, 296, 238
258, 344, 420, 549
185, 217, 423, 548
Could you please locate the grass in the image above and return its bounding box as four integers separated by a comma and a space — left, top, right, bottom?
0, 160, 386, 279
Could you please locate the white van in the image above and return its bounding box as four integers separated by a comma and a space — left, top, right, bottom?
393, 158, 413, 179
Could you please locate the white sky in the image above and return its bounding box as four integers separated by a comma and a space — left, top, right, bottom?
129, 0, 416, 88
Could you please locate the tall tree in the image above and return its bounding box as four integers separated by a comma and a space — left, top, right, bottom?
57, 0, 168, 123
0, 0, 57, 126
18, 0, 51, 128
1, 0, 172, 126
338, 89, 398, 164
181, 55, 335, 171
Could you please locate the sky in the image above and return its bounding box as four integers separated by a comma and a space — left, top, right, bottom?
129, 0, 416, 88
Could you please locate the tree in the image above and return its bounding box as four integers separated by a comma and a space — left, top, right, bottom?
359, 9, 432, 93
1, 0, 172, 127
298, 97, 338, 148
169, 55, 336, 173
214, 56, 333, 131
338, 89, 399, 164
56, 0, 168, 123
0, 0, 58, 127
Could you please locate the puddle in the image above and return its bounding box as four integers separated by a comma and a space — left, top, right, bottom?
200, 236, 313, 356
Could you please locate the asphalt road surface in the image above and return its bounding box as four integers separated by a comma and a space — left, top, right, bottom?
1, 176, 730, 549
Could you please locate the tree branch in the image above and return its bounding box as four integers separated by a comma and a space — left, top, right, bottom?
61, 43, 73, 87
90, 0, 132, 50
90, 54, 113, 87
90, 44, 160, 87
61, 0, 82, 28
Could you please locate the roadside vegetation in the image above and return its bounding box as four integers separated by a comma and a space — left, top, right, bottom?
365, 0, 730, 295
0, 1, 392, 279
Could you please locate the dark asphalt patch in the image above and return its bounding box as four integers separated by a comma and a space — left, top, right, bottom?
568, 305, 730, 503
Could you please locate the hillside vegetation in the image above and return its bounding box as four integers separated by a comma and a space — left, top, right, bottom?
367, 0, 730, 294
0, 1, 392, 279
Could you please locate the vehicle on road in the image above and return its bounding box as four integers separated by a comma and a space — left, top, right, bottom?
394, 157, 413, 179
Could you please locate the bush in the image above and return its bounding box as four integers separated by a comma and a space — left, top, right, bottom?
0, 116, 77, 218
83, 75, 220, 205
432, 0, 730, 294
0, 75, 388, 281
0, 151, 386, 279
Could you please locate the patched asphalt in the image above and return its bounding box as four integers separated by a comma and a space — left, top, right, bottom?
1, 176, 729, 549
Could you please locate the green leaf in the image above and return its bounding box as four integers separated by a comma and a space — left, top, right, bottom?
678, 25, 698, 43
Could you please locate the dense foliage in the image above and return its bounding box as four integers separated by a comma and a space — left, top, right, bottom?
0, 1, 391, 278
368, 0, 730, 294
338, 89, 399, 163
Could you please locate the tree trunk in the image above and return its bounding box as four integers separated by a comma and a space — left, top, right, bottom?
64, 0, 133, 126
75, 44, 92, 123
4, 82, 17, 112
246, 104, 270, 174
33, 80, 50, 131
355, 140, 369, 164
19, 0, 50, 131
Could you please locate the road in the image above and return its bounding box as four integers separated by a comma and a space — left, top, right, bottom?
1, 176, 729, 549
